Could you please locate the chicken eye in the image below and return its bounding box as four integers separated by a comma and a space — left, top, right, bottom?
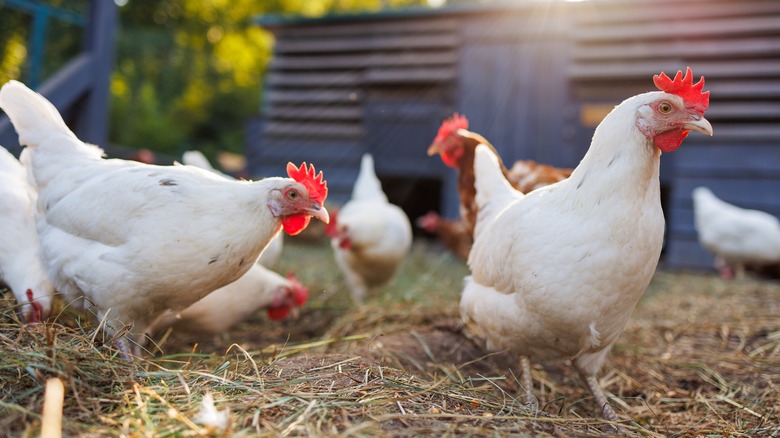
287, 190, 299, 200
658, 101, 673, 114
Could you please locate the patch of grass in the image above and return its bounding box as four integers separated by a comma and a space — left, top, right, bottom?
1, 241, 778, 436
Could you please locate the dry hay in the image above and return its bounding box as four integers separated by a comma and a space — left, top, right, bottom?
0, 267, 778, 436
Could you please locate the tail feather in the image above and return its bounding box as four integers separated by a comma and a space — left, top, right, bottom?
0, 80, 74, 148
351, 153, 387, 202
474, 145, 522, 223
0, 80, 104, 190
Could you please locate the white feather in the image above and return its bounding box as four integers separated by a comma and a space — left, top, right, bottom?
0, 147, 55, 321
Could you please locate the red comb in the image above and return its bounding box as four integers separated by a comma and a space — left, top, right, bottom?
653, 67, 710, 115
286, 162, 327, 205
434, 113, 469, 143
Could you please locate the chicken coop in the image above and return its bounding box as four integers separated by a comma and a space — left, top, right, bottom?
249, 0, 780, 270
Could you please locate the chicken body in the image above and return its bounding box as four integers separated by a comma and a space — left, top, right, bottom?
0, 81, 328, 356
461, 73, 712, 421
0, 147, 55, 322
693, 187, 780, 278
327, 154, 412, 302
182, 150, 284, 268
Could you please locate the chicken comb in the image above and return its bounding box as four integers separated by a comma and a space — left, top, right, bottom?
286, 162, 328, 204
434, 113, 469, 143
653, 67, 710, 115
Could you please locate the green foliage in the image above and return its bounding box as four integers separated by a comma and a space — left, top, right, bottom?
111, 0, 429, 159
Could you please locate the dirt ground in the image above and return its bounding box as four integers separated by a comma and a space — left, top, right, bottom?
1, 241, 778, 436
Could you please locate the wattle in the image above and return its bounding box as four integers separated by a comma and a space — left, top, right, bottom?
267, 306, 290, 320
282, 214, 311, 235
653, 129, 689, 153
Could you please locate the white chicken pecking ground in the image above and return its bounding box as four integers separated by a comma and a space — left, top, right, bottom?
693, 186, 780, 278
0, 146, 55, 323
150, 267, 308, 336
0, 80, 330, 358
460, 68, 713, 423
326, 154, 412, 303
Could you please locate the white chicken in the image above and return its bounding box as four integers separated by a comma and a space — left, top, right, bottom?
0, 146, 55, 322
325, 154, 412, 302
460, 68, 712, 422
144, 151, 303, 337
692, 187, 780, 278
182, 150, 283, 268
151, 269, 308, 335
0, 80, 329, 357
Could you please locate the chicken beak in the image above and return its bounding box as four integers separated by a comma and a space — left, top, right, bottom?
683, 115, 713, 136
427, 142, 441, 156
308, 204, 330, 224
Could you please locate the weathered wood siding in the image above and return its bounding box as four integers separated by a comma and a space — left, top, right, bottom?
251, 16, 457, 206
253, 0, 780, 269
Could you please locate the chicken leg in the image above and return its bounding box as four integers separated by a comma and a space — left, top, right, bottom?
520, 355, 534, 405
576, 367, 618, 423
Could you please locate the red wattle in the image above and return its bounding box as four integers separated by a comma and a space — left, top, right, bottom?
282, 214, 311, 235
267, 306, 291, 320
441, 148, 463, 168
653, 129, 689, 153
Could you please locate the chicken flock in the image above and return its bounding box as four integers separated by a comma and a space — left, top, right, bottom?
1, 68, 750, 424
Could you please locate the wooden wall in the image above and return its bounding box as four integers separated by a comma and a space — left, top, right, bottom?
252, 0, 780, 269
250, 15, 458, 206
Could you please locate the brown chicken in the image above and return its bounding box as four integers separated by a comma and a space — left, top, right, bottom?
424, 114, 572, 260
416, 211, 472, 261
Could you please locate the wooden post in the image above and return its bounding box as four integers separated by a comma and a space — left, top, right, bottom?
74, 0, 118, 146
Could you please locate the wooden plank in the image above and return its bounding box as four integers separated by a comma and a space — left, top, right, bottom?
274, 34, 457, 54
708, 80, 780, 98
706, 102, 780, 120
267, 72, 362, 87
74, 0, 117, 146
675, 144, 780, 178
574, 37, 780, 62
266, 89, 362, 104
263, 121, 363, 139
460, 8, 569, 41
270, 51, 458, 70
672, 177, 780, 212
364, 67, 456, 84
572, 0, 780, 25
664, 237, 715, 270
273, 18, 457, 39
267, 106, 362, 121
692, 124, 780, 143
569, 60, 780, 81
575, 16, 780, 43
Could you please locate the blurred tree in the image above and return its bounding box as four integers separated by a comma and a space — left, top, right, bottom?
111, 0, 428, 160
